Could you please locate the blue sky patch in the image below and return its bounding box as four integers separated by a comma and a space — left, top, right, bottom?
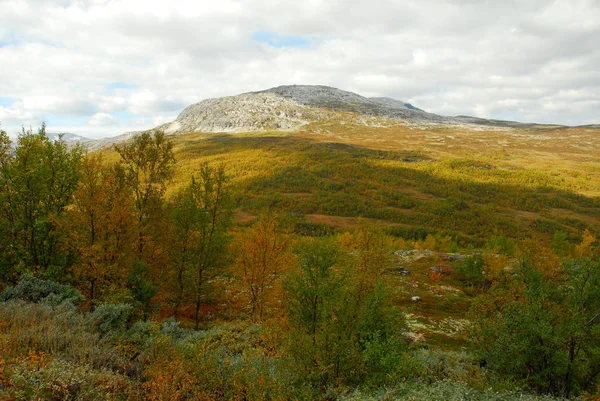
252, 31, 311, 48
0, 97, 16, 107
0, 36, 15, 48
108, 82, 137, 90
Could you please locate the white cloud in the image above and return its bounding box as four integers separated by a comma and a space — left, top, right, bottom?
0, 0, 599, 137
0, 102, 34, 124
89, 112, 118, 126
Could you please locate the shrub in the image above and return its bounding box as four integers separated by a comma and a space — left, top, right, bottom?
3, 356, 140, 400
89, 303, 133, 338
340, 380, 564, 401
455, 254, 487, 289
0, 301, 122, 371
0, 275, 84, 305
409, 348, 481, 384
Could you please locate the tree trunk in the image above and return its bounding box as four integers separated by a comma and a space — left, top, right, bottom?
564, 338, 576, 398
194, 300, 201, 330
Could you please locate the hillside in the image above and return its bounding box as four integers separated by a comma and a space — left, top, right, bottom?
93, 85, 600, 245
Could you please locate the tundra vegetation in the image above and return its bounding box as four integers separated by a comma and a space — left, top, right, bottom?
0, 124, 599, 400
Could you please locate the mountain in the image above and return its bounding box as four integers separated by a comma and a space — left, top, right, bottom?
154, 85, 474, 136
85, 84, 580, 148
47, 132, 93, 144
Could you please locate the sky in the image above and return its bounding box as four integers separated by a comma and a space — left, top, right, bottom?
1, 0, 599, 139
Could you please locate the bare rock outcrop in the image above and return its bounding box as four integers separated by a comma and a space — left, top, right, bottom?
159, 91, 320, 134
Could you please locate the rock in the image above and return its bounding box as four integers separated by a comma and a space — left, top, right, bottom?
397, 266, 411, 275
159, 91, 318, 134
411, 296, 421, 302
395, 249, 422, 256
447, 253, 466, 261
395, 249, 413, 256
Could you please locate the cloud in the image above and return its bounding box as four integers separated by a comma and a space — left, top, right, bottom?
0, 101, 35, 125
89, 112, 118, 126
0, 0, 599, 138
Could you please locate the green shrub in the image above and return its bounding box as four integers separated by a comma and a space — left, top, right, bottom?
455, 254, 487, 289
89, 303, 133, 338
471, 257, 600, 397
410, 348, 479, 383
0, 275, 84, 305
125, 320, 155, 348
126, 261, 157, 319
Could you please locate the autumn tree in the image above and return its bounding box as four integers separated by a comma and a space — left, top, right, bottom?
340, 220, 393, 304
0, 125, 82, 282
234, 215, 294, 322
61, 154, 137, 306
574, 229, 596, 258
168, 164, 233, 326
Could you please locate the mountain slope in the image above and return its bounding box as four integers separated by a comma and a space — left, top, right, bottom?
156, 85, 463, 135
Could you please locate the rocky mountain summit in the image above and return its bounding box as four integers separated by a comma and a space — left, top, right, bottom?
156, 85, 467, 135
47, 132, 92, 144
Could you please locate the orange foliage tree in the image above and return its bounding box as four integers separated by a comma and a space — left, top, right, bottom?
234, 215, 294, 322
61, 154, 137, 305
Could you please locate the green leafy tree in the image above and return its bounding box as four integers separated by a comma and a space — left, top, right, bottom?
0, 125, 82, 282
115, 130, 175, 260
169, 164, 233, 327
472, 256, 600, 397
285, 236, 404, 391
127, 260, 158, 320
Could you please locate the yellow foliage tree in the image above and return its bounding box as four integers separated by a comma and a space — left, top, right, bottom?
574, 229, 596, 258
340, 219, 392, 300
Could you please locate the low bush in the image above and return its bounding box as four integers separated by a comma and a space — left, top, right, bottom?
0, 275, 84, 305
